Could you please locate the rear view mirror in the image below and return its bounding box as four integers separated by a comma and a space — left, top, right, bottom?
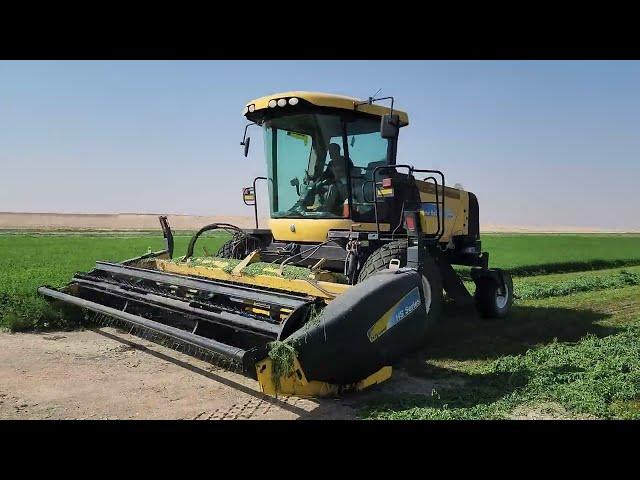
242, 186, 255, 205
240, 122, 258, 157
380, 114, 399, 139
290, 177, 300, 195
243, 136, 251, 157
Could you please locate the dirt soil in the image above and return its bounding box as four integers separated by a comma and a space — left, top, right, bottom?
1, 212, 634, 233
0, 212, 265, 231
0, 328, 438, 420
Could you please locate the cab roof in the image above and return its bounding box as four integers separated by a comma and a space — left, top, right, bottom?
244, 91, 409, 126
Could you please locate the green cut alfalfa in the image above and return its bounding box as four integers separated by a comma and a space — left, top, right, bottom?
267, 340, 297, 394
166, 256, 349, 283
241, 262, 314, 280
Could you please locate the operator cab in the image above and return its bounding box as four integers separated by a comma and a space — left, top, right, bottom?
243, 92, 409, 223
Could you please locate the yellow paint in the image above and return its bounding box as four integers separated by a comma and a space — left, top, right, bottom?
255, 356, 392, 398
269, 218, 390, 242
153, 259, 349, 301
378, 187, 394, 198
418, 188, 469, 240
244, 305, 292, 320
286, 131, 310, 145
269, 218, 353, 242
245, 91, 409, 126
230, 249, 260, 276
367, 309, 393, 343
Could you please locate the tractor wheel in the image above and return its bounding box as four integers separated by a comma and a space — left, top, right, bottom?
216, 238, 240, 259
215, 233, 261, 260
357, 240, 408, 283
474, 271, 513, 319
357, 241, 443, 330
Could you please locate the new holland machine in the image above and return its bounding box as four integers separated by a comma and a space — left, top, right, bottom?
39, 91, 513, 397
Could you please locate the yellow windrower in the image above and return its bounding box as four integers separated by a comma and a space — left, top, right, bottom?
38, 90, 514, 398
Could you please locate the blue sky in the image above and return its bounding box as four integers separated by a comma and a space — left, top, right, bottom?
1, 60, 638, 229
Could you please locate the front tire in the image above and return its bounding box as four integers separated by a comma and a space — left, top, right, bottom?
357, 241, 408, 283
215, 233, 261, 259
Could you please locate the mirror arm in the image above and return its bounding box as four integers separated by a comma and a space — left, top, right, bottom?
240, 122, 257, 146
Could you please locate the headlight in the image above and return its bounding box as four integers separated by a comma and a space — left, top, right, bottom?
288, 97, 299, 106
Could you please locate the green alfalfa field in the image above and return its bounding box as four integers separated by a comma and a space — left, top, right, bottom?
1, 231, 640, 419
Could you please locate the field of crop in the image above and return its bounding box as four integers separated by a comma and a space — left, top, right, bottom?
0, 232, 229, 331
1, 232, 640, 419
480, 234, 640, 276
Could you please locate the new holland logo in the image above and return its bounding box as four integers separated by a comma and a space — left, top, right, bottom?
422, 203, 455, 219
367, 287, 422, 343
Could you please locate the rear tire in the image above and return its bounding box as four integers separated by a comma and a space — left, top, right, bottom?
474, 272, 513, 319
357, 241, 443, 331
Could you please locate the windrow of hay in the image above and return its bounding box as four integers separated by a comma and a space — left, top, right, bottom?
166, 256, 348, 282
267, 340, 297, 394
266, 304, 328, 393
515, 270, 640, 300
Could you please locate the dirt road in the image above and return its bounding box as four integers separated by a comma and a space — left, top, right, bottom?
0, 328, 436, 420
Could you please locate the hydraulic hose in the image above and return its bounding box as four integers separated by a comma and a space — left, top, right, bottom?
183, 223, 246, 261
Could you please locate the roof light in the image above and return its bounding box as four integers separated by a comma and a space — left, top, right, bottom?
277, 98, 287, 107
248, 104, 255, 113
268, 99, 277, 108
288, 97, 299, 106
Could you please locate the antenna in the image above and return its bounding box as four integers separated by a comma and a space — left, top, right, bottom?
354, 90, 395, 117
368, 88, 382, 103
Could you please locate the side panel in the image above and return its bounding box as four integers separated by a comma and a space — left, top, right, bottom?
269, 218, 390, 242
417, 184, 470, 241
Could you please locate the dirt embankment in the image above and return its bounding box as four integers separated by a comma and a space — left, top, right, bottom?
0, 213, 266, 231
1, 212, 633, 233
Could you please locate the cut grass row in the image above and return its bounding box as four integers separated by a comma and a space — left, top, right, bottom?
360, 285, 640, 420
460, 265, 640, 301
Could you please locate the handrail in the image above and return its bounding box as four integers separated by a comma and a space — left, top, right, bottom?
363, 164, 446, 240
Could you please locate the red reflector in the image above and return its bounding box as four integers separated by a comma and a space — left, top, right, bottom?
382, 177, 392, 188
342, 200, 349, 217
405, 215, 416, 231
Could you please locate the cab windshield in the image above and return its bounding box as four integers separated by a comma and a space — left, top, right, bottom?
263, 113, 389, 219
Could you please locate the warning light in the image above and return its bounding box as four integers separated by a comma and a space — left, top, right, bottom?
405, 214, 416, 231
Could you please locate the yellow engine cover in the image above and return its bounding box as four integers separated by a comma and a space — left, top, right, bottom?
268, 185, 470, 244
